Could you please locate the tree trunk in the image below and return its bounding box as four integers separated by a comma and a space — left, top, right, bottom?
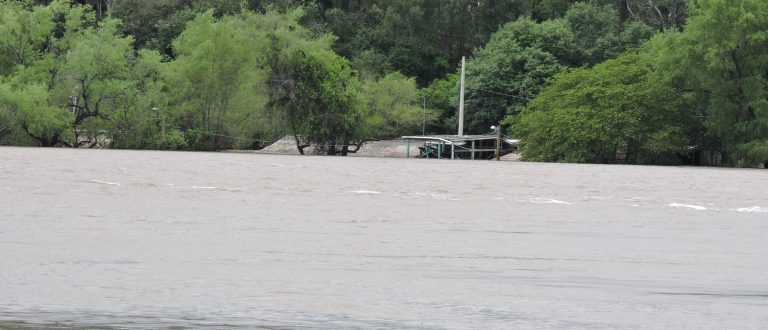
37, 135, 59, 147
339, 143, 349, 156
294, 134, 305, 155
616, 0, 630, 23
646, 0, 667, 30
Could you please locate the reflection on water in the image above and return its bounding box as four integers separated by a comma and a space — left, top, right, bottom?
1, 147, 767, 329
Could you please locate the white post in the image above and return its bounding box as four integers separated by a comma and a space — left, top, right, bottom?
71, 96, 78, 117
458, 56, 466, 137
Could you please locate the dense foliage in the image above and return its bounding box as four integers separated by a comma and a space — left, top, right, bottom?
0, 0, 766, 166
650, 0, 768, 166
510, 53, 694, 164
509, 0, 767, 166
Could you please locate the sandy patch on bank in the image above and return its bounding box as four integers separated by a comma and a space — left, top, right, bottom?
251, 135, 421, 158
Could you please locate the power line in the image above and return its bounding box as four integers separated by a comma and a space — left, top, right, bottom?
474, 88, 532, 102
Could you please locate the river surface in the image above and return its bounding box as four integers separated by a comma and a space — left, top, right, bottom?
0, 147, 767, 329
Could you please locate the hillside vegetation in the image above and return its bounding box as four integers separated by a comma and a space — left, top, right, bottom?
0, 0, 766, 166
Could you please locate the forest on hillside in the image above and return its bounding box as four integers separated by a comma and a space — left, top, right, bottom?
0, 0, 766, 166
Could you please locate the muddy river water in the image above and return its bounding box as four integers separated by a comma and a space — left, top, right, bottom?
1, 147, 766, 329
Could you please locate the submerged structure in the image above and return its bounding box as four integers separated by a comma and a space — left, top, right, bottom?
401, 134, 518, 160
402, 57, 518, 160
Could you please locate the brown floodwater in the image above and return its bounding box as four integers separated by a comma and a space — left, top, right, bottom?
1, 147, 767, 329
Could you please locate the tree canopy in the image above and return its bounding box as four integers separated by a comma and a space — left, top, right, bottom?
1, 0, 766, 166
649, 0, 768, 166
462, 3, 655, 134
510, 53, 694, 164
503, 0, 767, 167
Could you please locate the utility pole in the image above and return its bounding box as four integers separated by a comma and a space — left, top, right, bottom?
458, 56, 466, 136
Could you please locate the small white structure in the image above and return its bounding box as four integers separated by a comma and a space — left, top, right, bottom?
401, 134, 518, 160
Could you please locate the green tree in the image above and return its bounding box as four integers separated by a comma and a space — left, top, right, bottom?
265, 20, 368, 155
564, 2, 621, 65
509, 53, 694, 164
623, 0, 688, 30
362, 72, 438, 138
532, 0, 577, 21
54, 19, 143, 147
0, 0, 75, 146
0, 81, 69, 146
0, 0, 57, 73
462, 18, 571, 133
460, 4, 657, 135
164, 9, 269, 150
487, 17, 581, 66
111, 0, 282, 58
108, 48, 168, 149
267, 50, 367, 155
111, 0, 182, 54
0, 1, 156, 148
592, 20, 656, 61
653, 0, 768, 166
322, 0, 535, 86
421, 73, 459, 134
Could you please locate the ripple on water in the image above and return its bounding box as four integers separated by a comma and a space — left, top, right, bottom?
87, 180, 121, 186
735, 206, 768, 213
668, 203, 708, 210
3, 148, 768, 330
350, 190, 382, 194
